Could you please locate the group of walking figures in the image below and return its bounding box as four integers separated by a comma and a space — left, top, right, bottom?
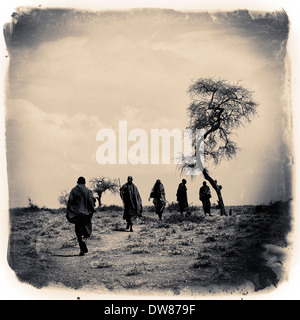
66, 176, 212, 256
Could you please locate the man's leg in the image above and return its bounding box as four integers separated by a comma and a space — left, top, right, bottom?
156, 206, 161, 220
126, 217, 133, 232
75, 224, 88, 256
179, 202, 184, 215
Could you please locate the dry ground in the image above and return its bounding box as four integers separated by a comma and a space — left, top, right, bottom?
7, 201, 292, 297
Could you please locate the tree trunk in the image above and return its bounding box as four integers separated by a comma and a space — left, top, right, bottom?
203, 168, 227, 216
97, 192, 102, 208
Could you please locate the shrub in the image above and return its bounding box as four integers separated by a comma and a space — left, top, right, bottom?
221, 249, 237, 257
91, 260, 112, 269
125, 265, 143, 276
98, 205, 123, 212
197, 253, 210, 260
179, 238, 194, 246
131, 248, 150, 254
27, 197, 40, 212
238, 220, 248, 228
188, 205, 201, 212
164, 213, 184, 223
205, 236, 216, 242
166, 202, 180, 212
144, 205, 156, 213
210, 243, 226, 251
192, 259, 212, 268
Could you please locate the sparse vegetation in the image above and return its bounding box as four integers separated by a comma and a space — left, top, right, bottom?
8, 200, 292, 294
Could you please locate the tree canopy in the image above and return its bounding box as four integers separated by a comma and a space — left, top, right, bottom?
89, 176, 119, 207
180, 77, 258, 215
186, 78, 258, 167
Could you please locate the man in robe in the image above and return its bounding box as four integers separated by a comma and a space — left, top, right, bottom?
120, 176, 143, 232
199, 181, 212, 216
67, 176, 96, 256
176, 179, 188, 215
148, 179, 166, 220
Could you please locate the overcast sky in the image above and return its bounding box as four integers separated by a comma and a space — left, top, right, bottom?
2, 3, 292, 209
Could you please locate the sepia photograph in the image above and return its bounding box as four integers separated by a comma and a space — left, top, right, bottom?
0, 0, 299, 300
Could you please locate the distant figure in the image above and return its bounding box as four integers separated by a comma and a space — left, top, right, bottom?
148, 179, 166, 220
120, 176, 143, 232
176, 179, 188, 215
66, 176, 96, 256
199, 181, 212, 216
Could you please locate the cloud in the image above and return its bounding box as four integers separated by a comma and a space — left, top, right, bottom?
6, 98, 108, 207
15, 34, 193, 122
5, 14, 292, 208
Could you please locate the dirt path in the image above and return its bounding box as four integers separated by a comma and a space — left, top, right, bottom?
8, 204, 291, 296
33, 213, 244, 296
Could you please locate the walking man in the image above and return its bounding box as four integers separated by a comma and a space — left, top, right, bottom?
67, 176, 96, 256
148, 179, 166, 220
199, 181, 212, 216
120, 176, 143, 232
176, 179, 188, 216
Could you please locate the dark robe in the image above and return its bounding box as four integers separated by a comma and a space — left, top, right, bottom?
176, 183, 188, 213
199, 184, 211, 214
120, 182, 143, 223
67, 184, 96, 238
149, 182, 166, 218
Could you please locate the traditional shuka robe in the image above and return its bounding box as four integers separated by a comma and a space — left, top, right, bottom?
150, 182, 166, 215
120, 182, 143, 222
199, 184, 211, 214
66, 184, 96, 238
176, 183, 188, 212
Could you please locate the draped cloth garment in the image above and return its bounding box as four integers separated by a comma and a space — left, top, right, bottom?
120, 182, 143, 222
176, 182, 188, 213
199, 184, 211, 214
66, 184, 96, 238
150, 182, 166, 216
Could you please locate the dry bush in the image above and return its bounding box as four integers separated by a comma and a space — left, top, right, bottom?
124, 265, 143, 276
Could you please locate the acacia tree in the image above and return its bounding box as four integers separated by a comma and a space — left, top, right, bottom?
58, 190, 69, 207
89, 176, 119, 208
181, 78, 258, 216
